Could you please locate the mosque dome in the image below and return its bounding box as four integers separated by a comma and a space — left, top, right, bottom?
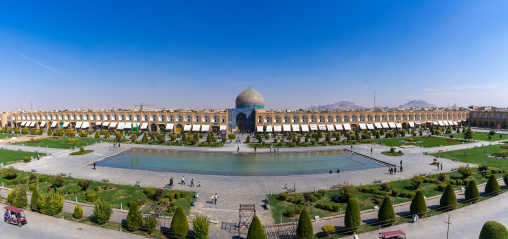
235, 87, 265, 109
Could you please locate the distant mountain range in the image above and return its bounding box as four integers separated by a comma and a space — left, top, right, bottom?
398, 100, 435, 108
308, 100, 436, 109
308, 101, 364, 110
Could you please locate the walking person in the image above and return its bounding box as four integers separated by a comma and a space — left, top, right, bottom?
214, 193, 218, 205
197, 181, 201, 187
181, 176, 185, 185
394, 165, 397, 174
353, 231, 359, 239
191, 178, 194, 187
440, 162, 443, 171
93, 162, 96, 170
237, 146, 239, 152
371, 148, 373, 154
211, 194, 215, 205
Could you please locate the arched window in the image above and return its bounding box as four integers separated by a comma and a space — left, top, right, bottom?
184, 114, 191, 122
167, 115, 174, 122
274, 115, 280, 123
359, 115, 365, 122
343, 115, 349, 122
119, 114, 124, 121
203, 115, 209, 123
283, 115, 290, 123
318, 115, 325, 123
301, 115, 308, 123
258, 116, 262, 123
212, 115, 219, 123
335, 115, 341, 122
264, 115, 271, 123
220, 116, 225, 123
310, 115, 316, 123
194, 115, 200, 123
292, 115, 299, 123
351, 115, 357, 122
327, 115, 333, 123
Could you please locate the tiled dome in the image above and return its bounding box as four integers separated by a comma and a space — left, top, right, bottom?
235, 87, 265, 109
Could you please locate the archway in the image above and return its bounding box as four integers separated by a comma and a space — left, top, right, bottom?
150, 123, 158, 132
175, 124, 183, 133
236, 113, 247, 132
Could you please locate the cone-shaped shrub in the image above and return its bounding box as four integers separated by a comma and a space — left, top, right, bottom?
296, 208, 313, 238
344, 198, 361, 232
38, 192, 63, 216
440, 184, 457, 211
378, 196, 396, 226
93, 199, 112, 225
193, 214, 210, 239
485, 175, 501, 196
247, 215, 266, 239
479, 221, 508, 239
30, 188, 41, 211
73, 204, 83, 219
465, 179, 480, 203
126, 201, 143, 231
170, 206, 189, 239
410, 190, 427, 216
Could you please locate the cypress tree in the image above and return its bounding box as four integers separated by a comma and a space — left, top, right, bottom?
30, 188, 41, 211
247, 215, 266, 239
344, 198, 361, 232
485, 174, 501, 196
246, 135, 250, 143
126, 201, 143, 231
73, 204, 83, 219
296, 208, 313, 238
465, 179, 480, 203
170, 206, 189, 239
479, 221, 508, 239
410, 190, 427, 216
378, 196, 396, 226
440, 184, 457, 210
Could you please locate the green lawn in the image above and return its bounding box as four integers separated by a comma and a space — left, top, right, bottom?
381, 151, 404, 156
0, 149, 45, 165
368, 136, 469, 148
69, 150, 94, 155
0, 170, 193, 215
451, 132, 507, 142
0, 133, 15, 138
433, 144, 508, 170
13, 137, 109, 149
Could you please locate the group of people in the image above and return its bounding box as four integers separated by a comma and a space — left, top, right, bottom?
4, 210, 16, 222
112, 143, 121, 147
181, 176, 200, 187
210, 193, 219, 205
389, 160, 403, 174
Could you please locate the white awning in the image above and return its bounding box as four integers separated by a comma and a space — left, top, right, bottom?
381, 122, 389, 129
201, 125, 210, 132
292, 125, 300, 132
192, 125, 200, 131
62, 122, 70, 128
438, 121, 445, 126
257, 126, 263, 132
102, 122, 110, 127
82, 122, 90, 129
327, 124, 335, 131
40, 121, 46, 127
165, 123, 173, 131
395, 123, 403, 128
408, 122, 415, 127
50, 122, 58, 127
374, 122, 382, 129
274, 125, 282, 132
219, 125, 227, 131
140, 123, 148, 129
343, 123, 351, 131
75, 122, 83, 128
433, 122, 438, 125
30, 122, 36, 127
318, 124, 327, 131
116, 122, 125, 130
283, 124, 291, 132
388, 122, 396, 128
453, 121, 458, 125
309, 124, 318, 131
448, 121, 454, 125
367, 124, 375, 130
124, 122, 132, 129
95, 122, 102, 126
443, 121, 449, 126
301, 125, 310, 132
109, 122, 117, 128
335, 124, 343, 130
183, 125, 191, 131
21, 121, 26, 126
359, 123, 367, 130
266, 125, 273, 132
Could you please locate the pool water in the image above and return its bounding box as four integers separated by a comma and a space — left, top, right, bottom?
97, 148, 383, 176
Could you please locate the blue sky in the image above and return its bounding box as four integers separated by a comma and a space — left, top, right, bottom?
1, 1, 508, 111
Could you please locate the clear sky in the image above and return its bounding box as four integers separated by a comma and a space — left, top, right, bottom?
1, 1, 508, 111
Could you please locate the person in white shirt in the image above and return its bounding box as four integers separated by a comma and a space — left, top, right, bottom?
353, 232, 359, 239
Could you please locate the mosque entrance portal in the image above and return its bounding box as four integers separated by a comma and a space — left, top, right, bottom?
236, 113, 247, 131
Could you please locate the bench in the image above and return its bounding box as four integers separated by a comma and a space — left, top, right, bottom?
191, 199, 198, 206
419, 173, 426, 176
286, 188, 296, 193
163, 184, 174, 189
31, 169, 37, 172
264, 197, 270, 210
373, 180, 382, 184
101, 179, 109, 182
60, 173, 67, 177
331, 184, 341, 189
135, 181, 141, 187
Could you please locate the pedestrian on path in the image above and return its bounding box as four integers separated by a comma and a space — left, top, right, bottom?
211, 194, 215, 205
214, 193, 218, 205
371, 148, 373, 154
437, 162, 440, 170
197, 182, 201, 187
353, 232, 359, 239
191, 178, 194, 187
394, 165, 397, 174
389, 167, 392, 175
440, 163, 443, 170
93, 162, 96, 170
181, 176, 185, 185
237, 146, 239, 152
284, 184, 287, 189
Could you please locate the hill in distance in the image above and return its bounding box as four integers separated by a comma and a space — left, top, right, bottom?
399, 100, 435, 108
308, 101, 364, 110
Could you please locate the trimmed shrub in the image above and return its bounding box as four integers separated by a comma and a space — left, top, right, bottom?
9, 188, 28, 208
339, 182, 358, 202
93, 199, 112, 225
296, 208, 313, 238
193, 214, 210, 239
278, 193, 288, 201
440, 184, 457, 211
53, 175, 65, 188
344, 198, 361, 232
85, 191, 99, 202
485, 174, 501, 196
323, 202, 332, 211
145, 216, 158, 234
155, 189, 164, 201
170, 206, 189, 239
378, 196, 396, 226
30, 188, 41, 211
73, 204, 83, 219
504, 173, 508, 186
285, 208, 295, 217
127, 201, 143, 231
479, 220, 508, 239
303, 193, 311, 204
4, 166, 18, 179
332, 203, 340, 212
38, 176, 47, 183
410, 191, 427, 216
438, 173, 448, 182
392, 189, 400, 197
38, 192, 63, 216
465, 179, 480, 203
247, 215, 266, 239
458, 166, 473, 179
310, 196, 318, 202
314, 193, 322, 199
410, 175, 424, 189
436, 183, 448, 191
322, 225, 335, 237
